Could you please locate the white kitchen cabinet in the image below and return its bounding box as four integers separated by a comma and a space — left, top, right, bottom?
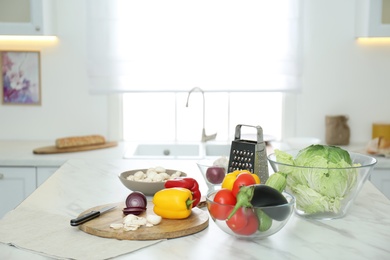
0, 166, 59, 219
0, 167, 36, 219
37, 166, 58, 187
370, 168, 390, 200
356, 0, 390, 37
0, 0, 55, 35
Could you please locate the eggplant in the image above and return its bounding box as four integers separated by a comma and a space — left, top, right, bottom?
250, 184, 290, 221
227, 184, 291, 221
250, 184, 287, 207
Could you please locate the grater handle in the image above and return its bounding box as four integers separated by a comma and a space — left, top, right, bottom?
234, 124, 264, 143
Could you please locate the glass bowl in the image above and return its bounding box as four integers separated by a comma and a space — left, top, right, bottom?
196, 162, 227, 191
206, 190, 295, 239
268, 151, 377, 220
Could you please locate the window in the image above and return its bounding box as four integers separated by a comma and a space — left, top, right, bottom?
122, 92, 282, 142
86, 1, 302, 93
86, 1, 302, 142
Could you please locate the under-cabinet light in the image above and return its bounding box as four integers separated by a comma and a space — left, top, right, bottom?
0, 35, 58, 48
356, 37, 390, 44
0, 35, 57, 41
0, 35, 58, 42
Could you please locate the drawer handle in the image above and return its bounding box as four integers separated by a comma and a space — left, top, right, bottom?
0, 173, 3, 179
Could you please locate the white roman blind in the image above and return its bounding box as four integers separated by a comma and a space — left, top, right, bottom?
86, 0, 303, 93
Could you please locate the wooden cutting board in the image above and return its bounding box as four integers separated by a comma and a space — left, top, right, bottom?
33, 142, 118, 154
77, 202, 209, 240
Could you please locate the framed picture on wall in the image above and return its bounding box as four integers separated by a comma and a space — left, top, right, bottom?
1, 51, 41, 105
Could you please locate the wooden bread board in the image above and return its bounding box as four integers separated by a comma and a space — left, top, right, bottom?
78, 202, 209, 240
33, 142, 118, 154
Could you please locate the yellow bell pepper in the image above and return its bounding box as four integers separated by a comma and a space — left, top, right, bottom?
251, 173, 261, 184
153, 187, 193, 219
221, 171, 240, 190
221, 170, 261, 190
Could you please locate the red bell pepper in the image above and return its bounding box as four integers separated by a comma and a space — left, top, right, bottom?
165, 177, 201, 207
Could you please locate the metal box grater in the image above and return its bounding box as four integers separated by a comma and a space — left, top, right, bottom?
228, 124, 269, 183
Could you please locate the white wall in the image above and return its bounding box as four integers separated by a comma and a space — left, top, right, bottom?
0, 0, 109, 141
296, 0, 390, 143
0, 0, 389, 143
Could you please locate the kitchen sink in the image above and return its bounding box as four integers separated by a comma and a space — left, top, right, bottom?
124, 142, 231, 159
205, 144, 231, 157
133, 144, 200, 157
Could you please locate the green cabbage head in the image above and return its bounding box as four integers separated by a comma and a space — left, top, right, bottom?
275, 145, 360, 214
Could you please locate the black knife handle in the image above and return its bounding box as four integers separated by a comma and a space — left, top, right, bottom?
70, 211, 100, 226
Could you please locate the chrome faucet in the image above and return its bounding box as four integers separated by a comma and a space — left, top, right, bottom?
186, 87, 217, 142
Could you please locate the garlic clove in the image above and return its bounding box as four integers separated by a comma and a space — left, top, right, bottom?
124, 224, 140, 231
146, 214, 162, 225
110, 223, 124, 230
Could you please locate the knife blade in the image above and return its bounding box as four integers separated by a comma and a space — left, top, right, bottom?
70, 205, 116, 226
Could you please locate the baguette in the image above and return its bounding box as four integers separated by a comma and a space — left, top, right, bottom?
378, 137, 390, 149
366, 137, 390, 155
55, 135, 106, 148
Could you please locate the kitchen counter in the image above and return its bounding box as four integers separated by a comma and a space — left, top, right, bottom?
1, 140, 390, 168
0, 140, 130, 167
0, 158, 390, 260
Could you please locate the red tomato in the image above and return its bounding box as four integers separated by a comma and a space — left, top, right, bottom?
209, 189, 237, 220
233, 209, 259, 236
214, 189, 237, 205
226, 207, 249, 232
231, 173, 257, 197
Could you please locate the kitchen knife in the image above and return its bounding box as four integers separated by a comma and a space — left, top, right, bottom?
70, 205, 116, 226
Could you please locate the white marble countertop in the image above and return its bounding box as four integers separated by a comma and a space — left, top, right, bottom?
1, 140, 390, 169
0, 158, 390, 260
0, 140, 131, 167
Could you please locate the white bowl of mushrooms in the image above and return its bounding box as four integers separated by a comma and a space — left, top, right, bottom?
118, 166, 187, 196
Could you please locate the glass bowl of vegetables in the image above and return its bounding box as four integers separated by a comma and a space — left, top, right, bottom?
267, 145, 377, 220
206, 185, 295, 239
